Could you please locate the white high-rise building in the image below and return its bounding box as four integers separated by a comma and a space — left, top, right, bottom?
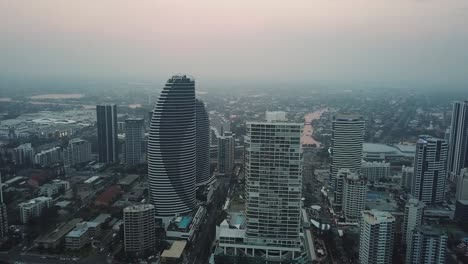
148, 75, 196, 217
456, 168, 468, 201
217, 131, 235, 176
412, 135, 448, 205
124, 118, 145, 165
123, 204, 156, 254
343, 172, 367, 222
408, 225, 447, 264
195, 99, 211, 185
330, 115, 365, 190
447, 101, 468, 182
63, 138, 92, 166
403, 198, 425, 262
34, 147, 62, 166
359, 210, 395, 264
361, 161, 390, 182
244, 112, 303, 259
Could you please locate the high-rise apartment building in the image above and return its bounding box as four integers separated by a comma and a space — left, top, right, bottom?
412, 135, 448, 205
123, 204, 156, 254
147, 75, 196, 216
334, 168, 352, 206
0, 175, 7, 238
403, 198, 425, 262
408, 225, 447, 264
63, 138, 92, 166
361, 161, 390, 182
96, 104, 118, 163
195, 99, 211, 185
18, 197, 52, 224
456, 168, 468, 201
34, 147, 62, 166
330, 115, 365, 190
359, 210, 395, 264
124, 118, 145, 165
342, 172, 367, 222
401, 165, 414, 191
447, 101, 468, 182
217, 131, 235, 176
14, 143, 34, 166
244, 113, 303, 255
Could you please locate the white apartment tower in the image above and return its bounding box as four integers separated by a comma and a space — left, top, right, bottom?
401, 165, 414, 191
361, 161, 390, 182
343, 173, 367, 222
412, 135, 448, 205
217, 131, 235, 176
408, 225, 447, 264
403, 198, 425, 263
244, 112, 303, 258
359, 210, 395, 264
123, 204, 156, 254
63, 138, 92, 166
447, 101, 468, 182
330, 115, 365, 189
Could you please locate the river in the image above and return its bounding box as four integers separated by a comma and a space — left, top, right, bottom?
301, 108, 327, 147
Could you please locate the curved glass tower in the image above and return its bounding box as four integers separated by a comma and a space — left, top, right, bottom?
196, 99, 211, 185
148, 75, 196, 216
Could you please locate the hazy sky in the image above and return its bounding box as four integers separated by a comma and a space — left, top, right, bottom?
1, 0, 468, 87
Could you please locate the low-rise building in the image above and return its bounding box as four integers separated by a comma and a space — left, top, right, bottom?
35, 218, 83, 249
65, 222, 91, 250
19, 196, 52, 224
161, 240, 187, 264
361, 161, 390, 182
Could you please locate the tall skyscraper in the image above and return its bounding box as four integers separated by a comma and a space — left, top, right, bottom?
457, 168, 468, 201
244, 113, 303, 256
217, 131, 235, 176
123, 204, 156, 254
403, 198, 425, 262
412, 135, 448, 205
148, 75, 196, 216
63, 138, 92, 166
359, 210, 395, 264
195, 99, 211, 185
330, 115, 365, 190
96, 104, 118, 163
342, 172, 367, 222
0, 175, 7, 238
124, 118, 145, 165
408, 225, 447, 264
447, 101, 468, 182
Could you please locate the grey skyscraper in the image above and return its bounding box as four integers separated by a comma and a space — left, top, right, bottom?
403, 199, 425, 263
408, 225, 447, 264
447, 101, 468, 182
148, 75, 196, 216
96, 104, 118, 163
195, 99, 211, 185
124, 118, 145, 165
330, 115, 365, 190
63, 138, 92, 166
244, 113, 303, 257
412, 135, 448, 205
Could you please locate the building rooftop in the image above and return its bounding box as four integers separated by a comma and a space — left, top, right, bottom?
84, 176, 100, 184
219, 227, 246, 238
123, 203, 154, 213
414, 225, 446, 237
36, 218, 83, 243
161, 240, 187, 259
118, 174, 140, 186
66, 223, 89, 238
90, 213, 111, 225
361, 210, 395, 224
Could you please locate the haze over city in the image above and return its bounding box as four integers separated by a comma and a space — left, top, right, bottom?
1, 0, 468, 89
1, 1, 468, 264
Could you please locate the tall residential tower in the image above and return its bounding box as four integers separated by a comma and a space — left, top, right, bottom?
447, 101, 468, 182
147, 75, 197, 216
195, 99, 211, 185
124, 118, 145, 165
